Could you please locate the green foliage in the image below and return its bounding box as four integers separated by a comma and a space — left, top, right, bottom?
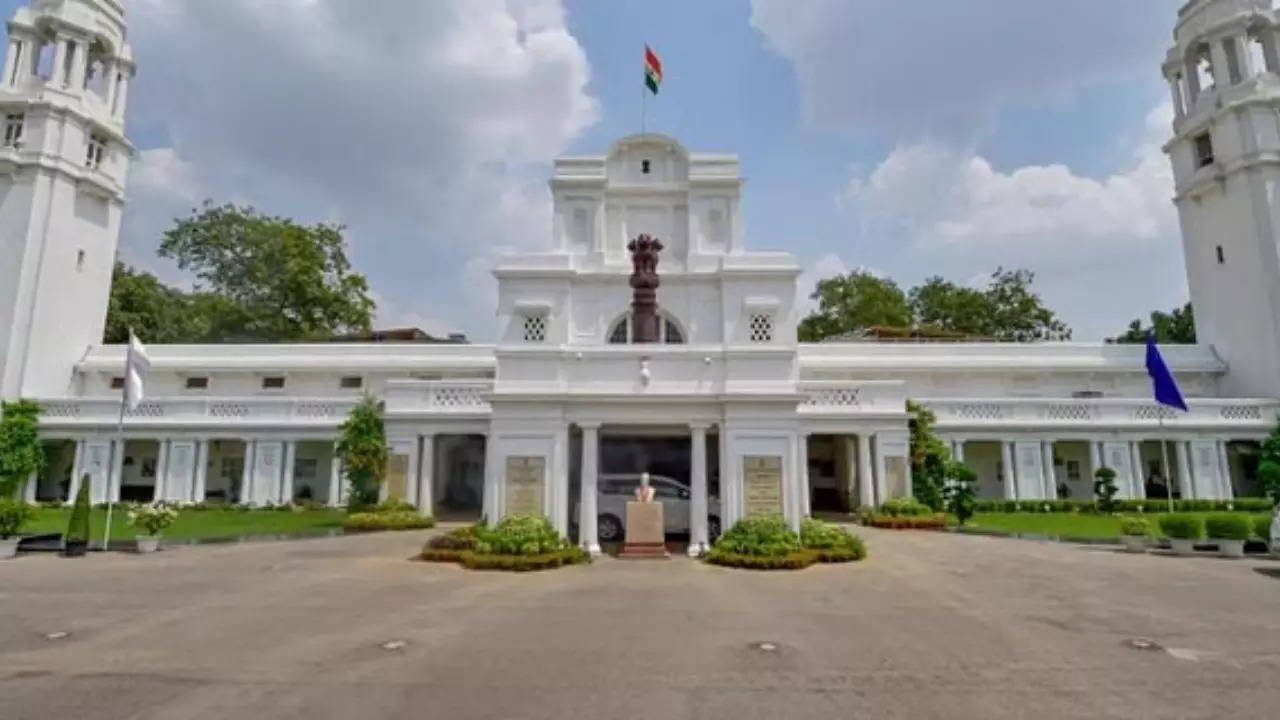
1255, 515, 1274, 541
798, 267, 1070, 342
864, 514, 948, 529
970, 497, 1274, 514
473, 515, 570, 556
1119, 517, 1150, 537
342, 511, 434, 532
337, 395, 386, 511
798, 271, 911, 341
459, 547, 589, 571
705, 548, 815, 569
1258, 461, 1280, 509
1158, 513, 1204, 540
1204, 513, 1252, 540
876, 497, 933, 517
103, 263, 230, 343
424, 525, 479, 559
65, 476, 91, 543
800, 517, 867, 561
127, 503, 179, 536
944, 461, 979, 525
1112, 302, 1195, 344
1093, 466, 1119, 512
712, 515, 802, 557
907, 400, 949, 512
0, 499, 34, 539
0, 400, 45, 498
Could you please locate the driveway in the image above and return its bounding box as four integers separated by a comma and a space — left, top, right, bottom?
1, 528, 1278, 719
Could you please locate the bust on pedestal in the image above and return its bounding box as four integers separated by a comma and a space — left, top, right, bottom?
619, 472, 668, 559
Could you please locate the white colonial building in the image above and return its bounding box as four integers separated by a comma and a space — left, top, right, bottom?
1, 0, 1278, 554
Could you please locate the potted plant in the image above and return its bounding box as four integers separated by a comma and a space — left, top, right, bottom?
127, 502, 178, 553
0, 498, 34, 559
1119, 516, 1148, 553
1158, 513, 1202, 556
63, 475, 91, 557
1204, 513, 1251, 558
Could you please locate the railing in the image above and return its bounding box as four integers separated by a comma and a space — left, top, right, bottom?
923, 397, 1280, 430
37, 397, 359, 426
798, 381, 908, 414
384, 380, 493, 414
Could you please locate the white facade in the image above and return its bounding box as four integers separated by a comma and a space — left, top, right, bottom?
3, 0, 1280, 549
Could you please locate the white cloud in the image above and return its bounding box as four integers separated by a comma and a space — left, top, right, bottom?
749, 0, 1182, 140
119, 0, 598, 339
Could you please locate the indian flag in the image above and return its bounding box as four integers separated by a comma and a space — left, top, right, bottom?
644, 45, 662, 95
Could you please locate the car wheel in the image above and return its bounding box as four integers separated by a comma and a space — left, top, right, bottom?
598, 514, 623, 543
708, 516, 721, 543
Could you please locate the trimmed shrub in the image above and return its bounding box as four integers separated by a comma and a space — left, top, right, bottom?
944, 461, 978, 525
421, 526, 479, 562
1158, 513, 1203, 540
372, 499, 416, 514
0, 498, 34, 539
1254, 514, 1274, 541
127, 503, 179, 536
712, 515, 801, 557
864, 514, 946, 530
343, 511, 434, 532
1204, 513, 1252, 541
705, 548, 815, 570
66, 475, 91, 543
970, 498, 1274, 514
800, 518, 867, 562
459, 548, 588, 571
474, 515, 571, 556
877, 498, 933, 517
1119, 517, 1150, 537
1093, 467, 1119, 512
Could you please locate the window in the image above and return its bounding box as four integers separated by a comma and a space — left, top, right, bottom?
261, 376, 286, 390
110, 376, 124, 390
606, 313, 686, 344
1194, 132, 1214, 168
608, 318, 629, 344
3, 113, 23, 148
1216, 245, 1225, 264
748, 313, 774, 343
522, 312, 547, 342
641, 159, 651, 174
339, 376, 363, 389
185, 376, 209, 390
85, 134, 107, 169
664, 319, 684, 344
1071, 390, 1103, 399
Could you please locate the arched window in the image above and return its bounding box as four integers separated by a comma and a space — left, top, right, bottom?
606, 312, 686, 344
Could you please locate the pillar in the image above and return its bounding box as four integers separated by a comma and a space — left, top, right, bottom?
1216, 440, 1233, 499
579, 423, 602, 556
1040, 440, 1056, 500
68, 38, 87, 90
798, 432, 811, 518
1262, 30, 1280, 76
418, 433, 435, 515
841, 435, 858, 509
1175, 441, 1193, 500
1129, 441, 1145, 499
552, 425, 569, 535
109, 438, 124, 503
282, 440, 297, 505
687, 423, 708, 556
67, 439, 85, 504
952, 439, 965, 463
104, 58, 118, 103
114, 73, 129, 119
50, 35, 67, 85
3, 40, 19, 87
153, 440, 169, 503
1210, 38, 1233, 87
328, 440, 343, 507
1232, 33, 1255, 80
241, 438, 256, 505
23, 470, 36, 503
193, 440, 209, 503
857, 433, 875, 507
1169, 76, 1185, 117
1090, 441, 1104, 478
1000, 441, 1016, 500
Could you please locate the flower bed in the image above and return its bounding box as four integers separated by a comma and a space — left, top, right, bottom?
423, 516, 588, 572
421, 525, 479, 563
863, 514, 947, 530
342, 510, 434, 532
705, 516, 867, 570
459, 548, 589, 571
971, 498, 1273, 514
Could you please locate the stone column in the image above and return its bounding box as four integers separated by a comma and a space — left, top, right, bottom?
50, 35, 68, 85
241, 439, 256, 505
1175, 441, 1193, 500
109, 439, 125, 503
1232, 33, 1255, 80
193, 439, 209, 503
841, 435, 858, 510
1216, 440, 1233, 499
1185, 56, 1202, 104
688, 423, 709, 557
114, 73, 129, 119
1210, 38, 1233, 87
282, 440, 297, 505
1000, 441, 1016, 500
1169, 76, 1186, 118
578, 423, 602, 556
1129, 442, 1145, 499
3, 40, 19, 88
328, 441, 343, 507
1040, 440, 1056, 500
418, 433, 435, 515
23, 470, 36, 503
104, 58, 118, 103
1262, 30, 1280, 76
798, 432, 811, 518
67, 439, 85, 504
68, 38, 87, 90
952, 439, 965, 463
153, 440, 169, 503
857, 433, 875, 508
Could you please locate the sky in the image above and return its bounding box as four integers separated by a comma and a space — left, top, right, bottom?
13, 0, 1196, 341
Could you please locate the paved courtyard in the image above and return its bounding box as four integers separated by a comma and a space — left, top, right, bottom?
1, 528, 1278, 719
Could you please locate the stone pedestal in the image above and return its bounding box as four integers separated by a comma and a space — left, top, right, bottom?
619, 501, 668, 559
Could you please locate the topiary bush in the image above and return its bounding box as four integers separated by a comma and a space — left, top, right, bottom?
1204, 513, 1252, 540
473, 515, 570, 556
0, 499, 34, 539
1158, 513, 1203, 540
421, 525, 479, 562
64, 475, 91, 555
1255, 514, 1274, 541
342, 510, 434, 532
1093, 467, 1119, 513
711, 515, 802, 556
877, 498, 933, 517
429, 516, 588, 571
800, 517, 867, 562
969, 498, 1275, 514
863, 514, 947, 530
944, 461, 978, 526
1119, 517, 1150, 537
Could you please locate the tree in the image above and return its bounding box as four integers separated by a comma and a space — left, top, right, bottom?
908, 276, 992, 336
1260, 420, 1280, 507
944, 461, 978, 525
1113, 302, 1195, 344
983, 268, 1071, 342
0, 400, 45, 498
1093, 466, 1119, 513
907, 400, 950, 512
104, 264, 221, 343
337, 396, 387, 511
798, 271, 911, 341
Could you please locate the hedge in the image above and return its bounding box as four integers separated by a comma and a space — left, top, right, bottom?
800, 518, 867, 561
1255, 515, 1275, 541
458, 548, 589, 571
971, 498, 1274, 514
1158, 513, 1203, 540
863, 514, 947, 530
343, 511, 435, 532
1204, 513, 1252, 540
705, 548, 817, 570
420, 526, 479, 563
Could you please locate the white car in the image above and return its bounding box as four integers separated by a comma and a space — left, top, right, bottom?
578, 473, 721, 543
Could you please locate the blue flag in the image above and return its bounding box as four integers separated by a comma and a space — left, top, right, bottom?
1145, 333, 1188, 412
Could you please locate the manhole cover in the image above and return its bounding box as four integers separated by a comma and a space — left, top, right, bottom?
43, 631, 69, 641
1122, 638, 1163, 652
380, 640, 408, 651
751, 641, 779, 653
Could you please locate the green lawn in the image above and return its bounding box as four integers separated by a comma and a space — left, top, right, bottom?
960, 511, 1272, 540
24, 507, 347, 542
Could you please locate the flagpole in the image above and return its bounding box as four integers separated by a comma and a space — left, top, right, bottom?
104, 331, 131, 552
1159, 416, 1174, 514
641, 48, 647, 134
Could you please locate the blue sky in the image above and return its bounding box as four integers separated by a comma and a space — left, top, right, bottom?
9, 0, 1191, 340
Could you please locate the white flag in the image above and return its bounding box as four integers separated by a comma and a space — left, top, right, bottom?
125, 331, 150, 410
